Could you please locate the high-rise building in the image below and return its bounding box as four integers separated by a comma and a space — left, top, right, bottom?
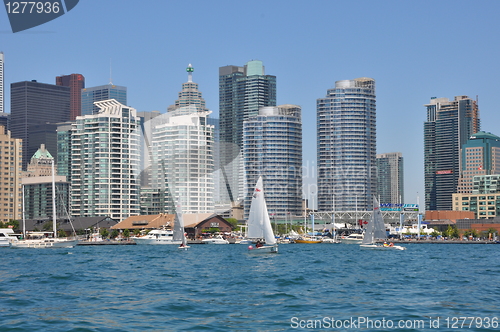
22, 144, 70, 220
376, 152, 404, 205
149, 65, 214, 213
219, 60, 276, 204
243, 105, 302, 218
56, 122, 73, 182
457, 131, 500, 194
71, 99, 141, 219
81, 84, 126, 116
317, 78, 377, 212
424, 96, 480, 211
0, 52, 4, 114
0, 126, 22, 223
56, 74, 85, 121
10, 80, 70, 170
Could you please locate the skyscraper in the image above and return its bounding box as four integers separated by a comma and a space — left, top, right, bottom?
56, 73, 85, 121
149, 65, 214, 213
243, 105, 303, 218
376, 152, 404, 205
457, 131, 500, 194
71, 99, 141, 219
0, 126, 22, 223
81, 84, 126, 116
424, 96, 480, 211
317, 78, 377, 212
10, 80, 70, 170
0, 52, 4, 114
219, 60, 276, 204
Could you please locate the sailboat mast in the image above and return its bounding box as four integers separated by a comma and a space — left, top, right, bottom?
52, 158, 57, 238
22, 184, 25, 238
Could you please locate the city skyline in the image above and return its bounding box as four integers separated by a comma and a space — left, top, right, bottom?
2, 1, 500, 208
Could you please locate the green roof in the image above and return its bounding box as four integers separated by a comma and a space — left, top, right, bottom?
470, 131, 500, 141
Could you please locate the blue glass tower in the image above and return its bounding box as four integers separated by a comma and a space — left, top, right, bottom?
81, 84, 127, 116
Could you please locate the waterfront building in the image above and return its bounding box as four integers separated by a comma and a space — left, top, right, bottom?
453, 175, 500, 219
56, 74, 85, 121
317, 78, 377, 212
243, 105, 302, 218
376, 152, 404, 205
457, 131, 500, 194
149, 65, 214, 213
219, 60, 276, 204
71, 99, 141, 219
424, 96, 480, 211
22, 144, 70, 220
10, 80, 70, 170
81, 84, 126, 116
0, 126, 22, 223
0, 52, 4, 114
56, 122, 73, 182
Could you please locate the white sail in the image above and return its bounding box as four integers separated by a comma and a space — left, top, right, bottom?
362, 196, 386, 245
173, 202, 186, 245
247, 176, 276, 245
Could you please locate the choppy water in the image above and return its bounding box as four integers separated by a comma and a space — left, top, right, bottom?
0, 243, 499, 331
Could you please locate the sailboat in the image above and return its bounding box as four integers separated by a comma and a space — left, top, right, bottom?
360, 196, 406, 250
247, 176, 278, 253
11, 158, 78, 248
173, 201, 189, 250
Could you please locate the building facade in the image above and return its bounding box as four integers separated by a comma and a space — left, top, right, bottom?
317, 78, 377, 212
219, 60, 276, 204
56, 74, 85, 121
0, 126, 22, 223
81, 84, 127, 116
10, 80, 70, 170
0, 52, 4, 114
376, 152, 404, 205
71, 99, 141, 220
424, 96, 480, 211
453, 175, 500, 219
243, 105, 302, 218
457, 131, 500, 194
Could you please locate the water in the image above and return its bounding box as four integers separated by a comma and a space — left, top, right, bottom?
1, 244, 499, 331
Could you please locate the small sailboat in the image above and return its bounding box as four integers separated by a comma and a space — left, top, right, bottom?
360, 196, 406, 250
173, 201, 189, 250
247, 176, 278, 254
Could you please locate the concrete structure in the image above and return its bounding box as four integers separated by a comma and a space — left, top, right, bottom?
0, 52, 3, 114
71, 99, 141, 220
0, 126, 22, 223
377, 152, 404, 205
243, 105, 302, 218
453, 174, 500, 218
457, 131, 500, 194
219, 60, 276, 204
81, 84, 126, 116
424, 96, 480, 211
317, 77, 377, 212
56, 74, 85, 121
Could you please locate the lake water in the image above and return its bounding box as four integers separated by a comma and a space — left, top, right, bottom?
0, 243, 499, 331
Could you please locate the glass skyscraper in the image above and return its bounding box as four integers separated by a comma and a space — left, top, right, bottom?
81, 84, 127, 116
317, 78, 377, 212
424, 96, 480, 211
243, 105, 302, 218
219, 60, 276, 204
376, 152, 404, 205
71, 99, 141, 219
0, 52, 4, 114
56, 73, 85, 121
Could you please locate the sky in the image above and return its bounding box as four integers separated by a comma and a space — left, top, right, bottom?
1, 0, 500, 208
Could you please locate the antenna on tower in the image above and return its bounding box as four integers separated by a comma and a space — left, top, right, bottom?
109, 58, 113, 85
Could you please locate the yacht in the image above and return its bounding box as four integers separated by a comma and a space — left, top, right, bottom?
340, 233, 364, 244
131, 229, 181, 245
0, 228, 18, 247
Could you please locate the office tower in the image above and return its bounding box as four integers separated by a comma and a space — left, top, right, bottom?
453, 174, 500, 218
424, 96, 480, 211
457, 131, 500, 194
219, 60, 276, 204
56, 73, 85, 121
10, 80, 70, 170
22, 144, 70, 220
56, 122, 73, 182
71, 99, 141, 219
0, 52, 4, 113
0, 126, 22, 223
243, 105, 303, 218
317, 78, 377, 212
81, 84, 126, 116
149, 65, 214, 213
376, 152, 404, 205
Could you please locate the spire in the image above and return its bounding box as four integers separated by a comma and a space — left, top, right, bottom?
186, 63, 194, 83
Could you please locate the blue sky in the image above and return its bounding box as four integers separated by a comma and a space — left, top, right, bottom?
1, 0, 500, 207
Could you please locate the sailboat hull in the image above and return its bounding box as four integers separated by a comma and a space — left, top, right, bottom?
248, 245, 278, 254
360, 244, 406, 250
11, 238, 78, 248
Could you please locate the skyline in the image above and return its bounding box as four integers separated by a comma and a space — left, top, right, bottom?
1, 1, 500, 208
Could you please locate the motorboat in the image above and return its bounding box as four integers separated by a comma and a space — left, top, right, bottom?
131, 229, 181, 245
340, 233, 364, 244
0, 228, 18, 247
202, 235, 229, 244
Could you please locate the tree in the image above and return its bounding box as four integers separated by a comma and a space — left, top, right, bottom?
110, 229, 119, 239
58, 229, 67, 237
133, 229, 141, 236
100, 228, 109, 239
225, 218, 238, 229
430, 230, 441, 238
123, 229, 130, 239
